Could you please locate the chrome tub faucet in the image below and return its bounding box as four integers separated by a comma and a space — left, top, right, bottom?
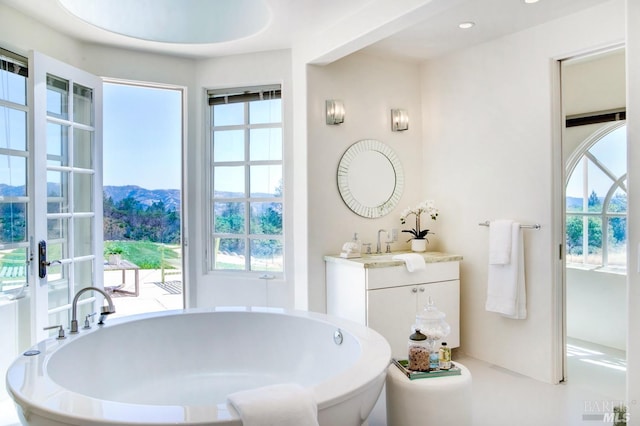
70, 286, 116, 333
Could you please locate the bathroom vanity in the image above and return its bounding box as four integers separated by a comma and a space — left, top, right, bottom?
325, 252, 462, 358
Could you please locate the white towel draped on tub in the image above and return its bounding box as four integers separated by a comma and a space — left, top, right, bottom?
227, 383, 319, 426
392, 253, 426, 272
485, 221, 527, 319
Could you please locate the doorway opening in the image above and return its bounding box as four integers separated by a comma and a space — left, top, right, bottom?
561, 48, 626, 400
102, 81, 184, 317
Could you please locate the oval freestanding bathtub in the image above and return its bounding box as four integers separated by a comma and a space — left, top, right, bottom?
6, 307, 391, 426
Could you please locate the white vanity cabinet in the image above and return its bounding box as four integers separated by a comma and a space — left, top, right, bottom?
325, 252, 461, 359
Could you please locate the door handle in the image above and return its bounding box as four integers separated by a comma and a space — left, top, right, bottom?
38, 240, 61, 279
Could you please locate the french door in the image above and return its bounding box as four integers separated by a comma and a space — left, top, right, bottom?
30, 51, 103, 342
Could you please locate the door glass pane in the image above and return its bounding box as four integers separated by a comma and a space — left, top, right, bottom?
47, 170, 68, 213
47, 122, 69, 166
74, 128, 93, 168
0, 107, 27, 150
0, 247, 28, 294
73, 84, 93, 126
73, 217, 93, 257
73, 173, 93, 212
47, 219, 67, 248
47, 262, 69, 309
74, 260, 94, 293
0, 202, 27, 243
46, 75, 69, 120
0, 155, 26, 192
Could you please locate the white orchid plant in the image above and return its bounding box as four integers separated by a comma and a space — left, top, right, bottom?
400, 200, 439, 241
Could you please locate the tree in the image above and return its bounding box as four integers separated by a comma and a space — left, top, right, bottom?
103, 193, 181, 244
566, 216, 583, 255
588, 190, 601, 210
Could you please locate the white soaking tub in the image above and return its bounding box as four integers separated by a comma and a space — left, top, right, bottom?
6, 307, 391, 426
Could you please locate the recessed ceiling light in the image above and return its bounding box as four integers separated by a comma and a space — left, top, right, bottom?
458, 22, 475, 29
524, 0, 540, 4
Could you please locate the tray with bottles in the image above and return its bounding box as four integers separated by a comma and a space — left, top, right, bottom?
392, 358, 462, 380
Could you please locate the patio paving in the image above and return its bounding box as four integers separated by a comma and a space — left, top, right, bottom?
105, 268, 184, 319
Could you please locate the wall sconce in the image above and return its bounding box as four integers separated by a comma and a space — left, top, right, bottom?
326, 100, 345, 125
391, 109, 409, 132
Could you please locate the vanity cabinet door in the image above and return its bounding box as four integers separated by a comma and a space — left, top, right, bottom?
366, 280, 460, 359
417, 280, 460, 348
367, 285, 417, 359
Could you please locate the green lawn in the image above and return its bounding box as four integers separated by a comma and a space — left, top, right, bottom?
104, 241, 180, 269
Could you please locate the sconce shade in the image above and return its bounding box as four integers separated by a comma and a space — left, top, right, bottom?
391, 109, 409, 131
326, 100, 345, 125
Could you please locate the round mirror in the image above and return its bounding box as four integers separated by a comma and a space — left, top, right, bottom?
337, 139, 404, 218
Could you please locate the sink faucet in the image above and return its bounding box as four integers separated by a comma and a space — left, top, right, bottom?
70, 286, 116, 333
376, 229, 388, 254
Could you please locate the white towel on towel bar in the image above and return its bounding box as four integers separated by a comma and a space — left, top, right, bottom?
227, 383, 319, 426
485, 222, 527, 319
489, 220, 513, 265
392, 253, 426, 272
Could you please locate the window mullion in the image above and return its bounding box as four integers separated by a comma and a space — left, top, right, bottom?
244, 102, 251, 270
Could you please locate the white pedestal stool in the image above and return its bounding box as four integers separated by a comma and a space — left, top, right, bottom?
386, 361, 472, 426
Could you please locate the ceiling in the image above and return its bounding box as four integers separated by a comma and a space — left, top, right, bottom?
1, 0, 614, 62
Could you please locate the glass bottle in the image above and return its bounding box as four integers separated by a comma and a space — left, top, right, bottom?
439, 341, 452, 370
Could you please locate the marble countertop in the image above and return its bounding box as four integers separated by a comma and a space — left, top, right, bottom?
324, 251, 463, 268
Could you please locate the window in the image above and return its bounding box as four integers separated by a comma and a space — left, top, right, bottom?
208, 85, 283, 273
566, 123, 626, 271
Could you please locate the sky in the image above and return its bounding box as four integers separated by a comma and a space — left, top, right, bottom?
103, 83, 182, 190
565, 125, 626, 199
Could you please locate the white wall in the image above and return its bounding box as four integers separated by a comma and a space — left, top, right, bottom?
306, 51, 427, 313
567, 269, 626, 350
562, 49, 626, 118
420, 0, 625, 383
625, 0, 640, 420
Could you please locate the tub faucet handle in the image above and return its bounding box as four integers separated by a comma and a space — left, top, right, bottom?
84, 312, 97, 329
43, 324, 66, 340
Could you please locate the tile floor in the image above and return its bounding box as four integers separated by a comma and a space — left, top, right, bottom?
368, 337, 627, 426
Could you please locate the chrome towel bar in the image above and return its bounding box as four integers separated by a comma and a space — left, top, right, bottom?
479, 221, 541, 230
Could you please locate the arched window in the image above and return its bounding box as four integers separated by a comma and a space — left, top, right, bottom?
566, 122, 626, 271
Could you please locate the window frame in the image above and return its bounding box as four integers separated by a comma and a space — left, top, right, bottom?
565, 121, 627, 271
206, 85, 284, 276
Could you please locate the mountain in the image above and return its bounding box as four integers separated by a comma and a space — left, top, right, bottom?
103, 185, 180, 211
566, 196, 582, 210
